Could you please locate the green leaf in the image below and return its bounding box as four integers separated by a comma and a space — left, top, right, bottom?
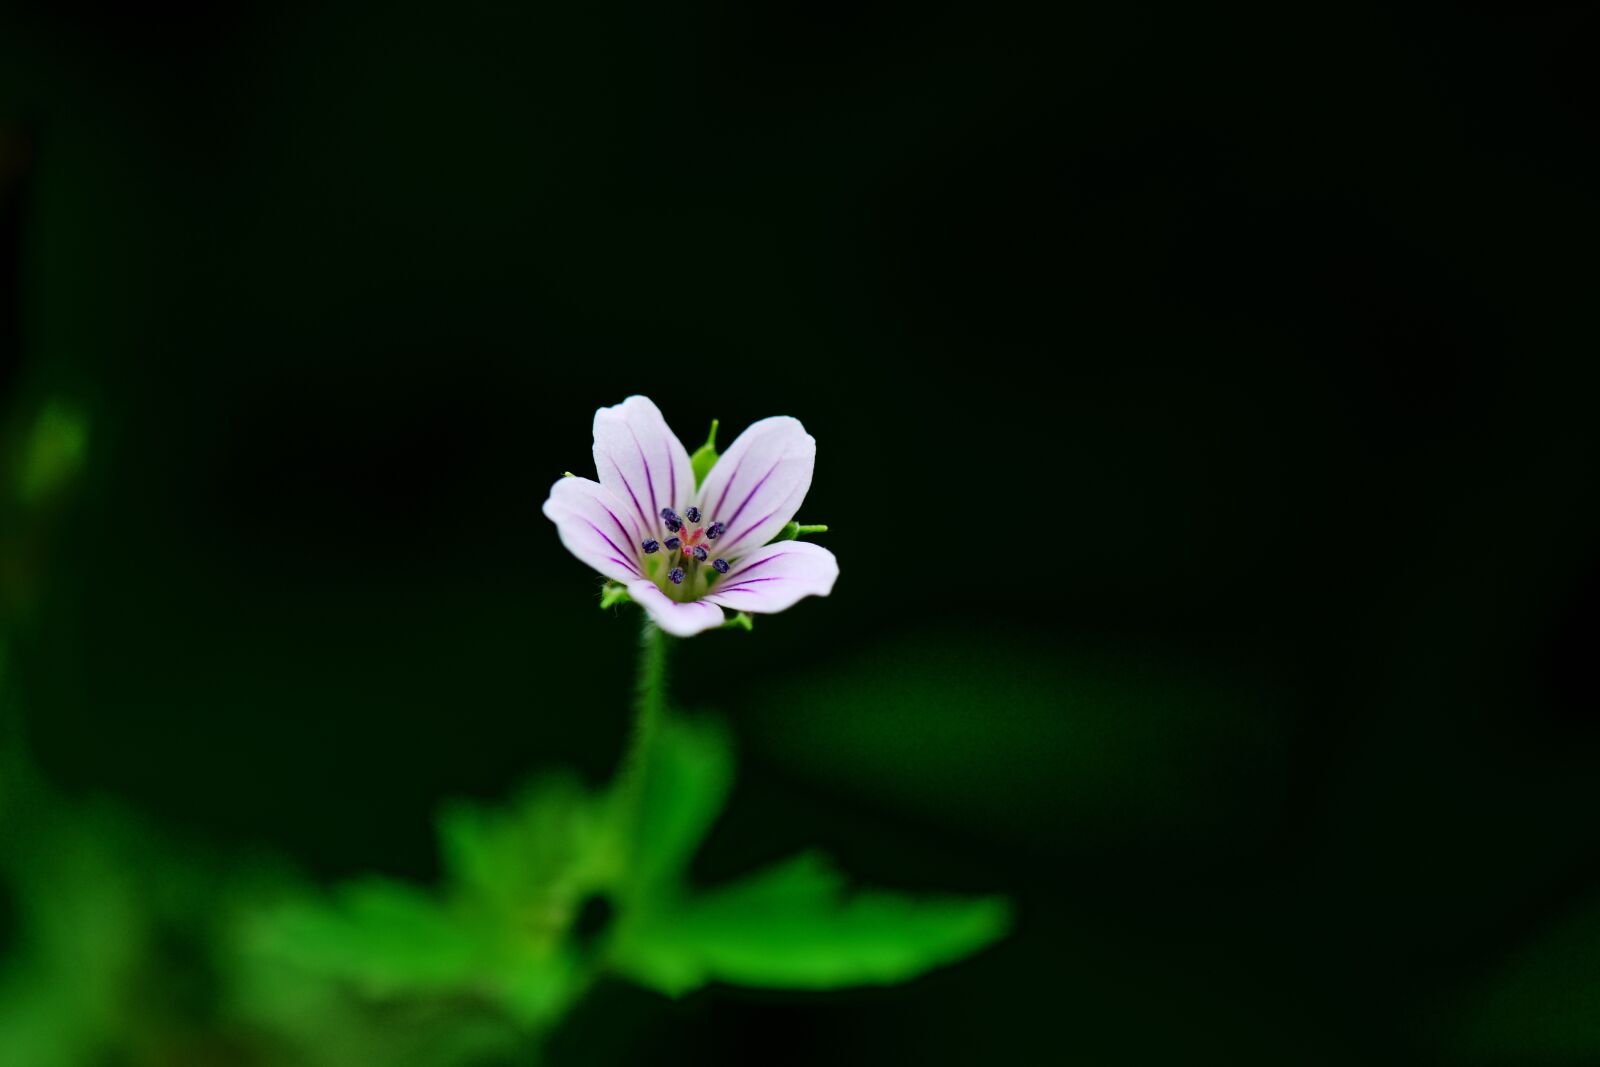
611, 852, 1010, 995
249, 879, 484, 998
437, 774, 622, 927
235, 934, 528, 1067
249, 776, 625, 1032
689, 419, 720, 488
625, 716, 734, 897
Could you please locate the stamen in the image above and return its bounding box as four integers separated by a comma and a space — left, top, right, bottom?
641, 539, 660, 554
705, 522, 725, 540
664, 536, 681, 550
668, 567, 685, 585
660, 507, 682, 533
692, 545, 708, 561
712, 558, 730, 574
685, 506, 701, 523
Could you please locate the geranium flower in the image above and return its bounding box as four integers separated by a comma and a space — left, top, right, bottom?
543, 396, 839, 637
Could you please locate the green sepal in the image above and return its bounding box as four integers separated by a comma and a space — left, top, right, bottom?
770, 522, 829, 544
720, 613, 754, 632
689, 420, 720, 488
599, 582, 632, 609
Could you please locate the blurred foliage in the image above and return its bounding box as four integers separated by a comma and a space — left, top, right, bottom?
746, 629, 1286, 849
0, 747, 531, 1067
1, 399, 88, 625
0, 798, 272, 1066
611, 850, 1008, 995
243, 713, 1008, 1061
15, 401, 88, 507
1446, 895, 1600, 1063
1, 641, 1006, 1064
239, 773, 614, 1056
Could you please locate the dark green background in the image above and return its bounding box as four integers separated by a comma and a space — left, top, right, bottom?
3, 1, 1599, 1063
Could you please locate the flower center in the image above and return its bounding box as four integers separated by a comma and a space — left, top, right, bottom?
641, 507, 732, 600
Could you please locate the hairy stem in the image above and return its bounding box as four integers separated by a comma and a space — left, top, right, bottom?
631, 619, 667, 759
616, 619, 668, 839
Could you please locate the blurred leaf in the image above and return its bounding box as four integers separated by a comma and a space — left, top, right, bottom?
749, 628, 1284, 848
245, 773, 627, 1039
17, 401, 89, 506
437, 774, 621, 926
0, 821, 144, 1066
1448, 896, 1600, 1060
249, 879, 485, 999
0, 978, 85, 1067
0, 800, 295, 1066
230, 950, 529, 1067
625, 715, 734, 898
608, 707, 1010, 998
611, 852, 1010, 996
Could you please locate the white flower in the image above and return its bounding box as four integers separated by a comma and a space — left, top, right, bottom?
542, 396, 839, 637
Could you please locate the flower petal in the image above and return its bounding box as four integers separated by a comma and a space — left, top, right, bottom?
626, 580, 726, 637
696, 416, 815, 554
704, 541, 838, 615
592, 396, 695, 535
542, 476, 647, 584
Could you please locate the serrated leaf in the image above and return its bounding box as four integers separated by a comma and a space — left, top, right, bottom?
625, 716, 734, 897
249, 879, 484, 998
244, 774, 623, 1040
611, 852, 1010, 995
437, 774, 620, 922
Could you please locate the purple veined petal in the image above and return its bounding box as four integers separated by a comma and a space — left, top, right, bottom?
696, 416, 815, 553
542, 476, 647, 585
704, 541, 838, 615
626, 580, 727, 637
592, 396, 695, 535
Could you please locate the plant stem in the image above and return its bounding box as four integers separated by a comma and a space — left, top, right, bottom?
617, 619, 668, 808
632, 618, 666, 749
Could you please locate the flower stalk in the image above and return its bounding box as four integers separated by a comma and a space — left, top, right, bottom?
615, 618, 669, 861
630, 618, 668, 770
